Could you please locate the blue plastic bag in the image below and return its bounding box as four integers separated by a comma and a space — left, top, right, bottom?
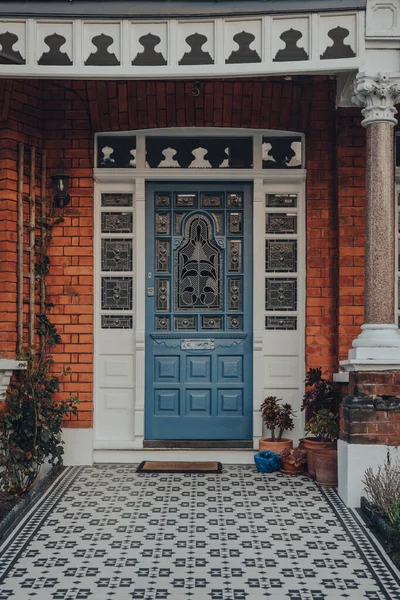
254, 450, 281, 473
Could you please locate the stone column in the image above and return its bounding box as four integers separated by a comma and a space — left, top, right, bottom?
342, 72, 400, 369
339, 73, 400, 508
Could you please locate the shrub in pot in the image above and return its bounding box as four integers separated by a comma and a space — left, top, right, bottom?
301, 368, 342, 481
259, 396, 295, 452
304, 409, 339, 485
280, 447, 307, 474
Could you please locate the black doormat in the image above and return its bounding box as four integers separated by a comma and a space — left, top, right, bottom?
137, 461, 222, 473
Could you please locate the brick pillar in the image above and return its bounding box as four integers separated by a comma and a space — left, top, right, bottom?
339, 73, 400, 507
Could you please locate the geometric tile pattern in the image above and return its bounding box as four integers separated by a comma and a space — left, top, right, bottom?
0, 465, 399, 600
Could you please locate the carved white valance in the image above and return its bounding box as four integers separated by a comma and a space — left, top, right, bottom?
352, 72, 400, 126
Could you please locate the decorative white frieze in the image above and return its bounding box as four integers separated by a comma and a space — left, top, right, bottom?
0, 11, 363, 78
352, 72, 400, 125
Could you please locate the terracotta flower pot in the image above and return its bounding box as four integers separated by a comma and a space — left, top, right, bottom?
303, 438, 336, 479
280, 460, 305, 474
259, 438, 293, 453
314, 448, 338, 487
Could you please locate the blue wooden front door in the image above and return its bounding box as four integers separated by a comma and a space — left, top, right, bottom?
145, 182, 253, 440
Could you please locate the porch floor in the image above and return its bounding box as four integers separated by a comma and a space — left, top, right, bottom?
0, 466, 399, 600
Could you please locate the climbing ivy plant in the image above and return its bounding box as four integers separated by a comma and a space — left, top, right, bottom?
0, 202, 78, 495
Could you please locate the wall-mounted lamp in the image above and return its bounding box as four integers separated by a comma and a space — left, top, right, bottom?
51, 170, 70, 208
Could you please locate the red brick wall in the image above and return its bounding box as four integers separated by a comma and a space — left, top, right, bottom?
0, 76, 369, 428
336, 109, 366, 363
0, 80, 43, 358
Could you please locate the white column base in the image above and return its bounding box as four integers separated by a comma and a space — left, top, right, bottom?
0, 358, 27, 401
340, 324, 400, 371
62, 428, 93, 465
338, 439, 400, 507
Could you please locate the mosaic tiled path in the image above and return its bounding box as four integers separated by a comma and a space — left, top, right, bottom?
0, 465, 399, 600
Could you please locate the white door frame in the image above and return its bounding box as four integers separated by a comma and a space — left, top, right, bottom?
93, 129, 306, 455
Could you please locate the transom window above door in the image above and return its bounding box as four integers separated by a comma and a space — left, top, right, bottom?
96, 131, 304, 170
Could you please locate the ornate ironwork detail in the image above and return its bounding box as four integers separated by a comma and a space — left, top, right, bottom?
211, 213, 224, 234
101, 239, 133, 272
202, 316, 223, 329
156, 316, 170, 330
155, 212, 170, 235
266, 213, 297, 234
101, 212, 133, 234
228, 240, 242, 272
174, 316, 196, 330
228, 278, 242, 311
175, 213, 223, 312
201, 194, 223, 208
227, 193, 242, 208
175, 193, 196, 207
101, 277, 132, 310
228, 315, 243, 330
101, 315, 133, 329
156, 193, 171, 207
265, 240, 297, 272
101, 193, 133, 207
228, 212, 242, 234
174, 213, 185, 235
265, 316, 297, 330
156, 279, 170, 311
266, 194, 297, 208
265, 278, 297, 311
156, 240, 170, 272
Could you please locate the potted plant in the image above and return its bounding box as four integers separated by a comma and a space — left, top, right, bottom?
304, 409, 339, 486
280, 447, 307, 474
301, 368, 342, 481
259, 396, 295, 453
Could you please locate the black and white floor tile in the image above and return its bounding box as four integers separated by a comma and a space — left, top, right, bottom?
0, 465, 399, 600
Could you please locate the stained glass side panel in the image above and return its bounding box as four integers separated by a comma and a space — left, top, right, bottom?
101, 193, 133, 207
266, 194, 297, 208
266, 213, 297, 235
101, 212, 133, 234
265, 240, 297, 273
101, 277, 133, 311
102, 315, 133, 329
265, 278, 297, 311
101, 239, 133, 272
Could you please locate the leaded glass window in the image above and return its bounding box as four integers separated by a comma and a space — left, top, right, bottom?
264, 192, 299, 329
153, 189, 245, 331
175, 213, 223, 311
99, 190, 134, 329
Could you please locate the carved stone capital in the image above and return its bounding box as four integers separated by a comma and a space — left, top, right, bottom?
352, 72, 400, 126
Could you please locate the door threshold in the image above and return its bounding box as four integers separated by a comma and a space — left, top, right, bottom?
143, 440, 253, 449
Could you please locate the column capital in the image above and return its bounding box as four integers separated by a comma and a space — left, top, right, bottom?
352, 72, 400, 126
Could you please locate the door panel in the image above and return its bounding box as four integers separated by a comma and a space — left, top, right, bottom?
145, 182, 253, 440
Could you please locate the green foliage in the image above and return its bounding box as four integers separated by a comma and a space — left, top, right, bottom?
302, 367, 342, 415
260, 396, 295, 441
304, 408, 339, 442
0, 208, 78, 495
